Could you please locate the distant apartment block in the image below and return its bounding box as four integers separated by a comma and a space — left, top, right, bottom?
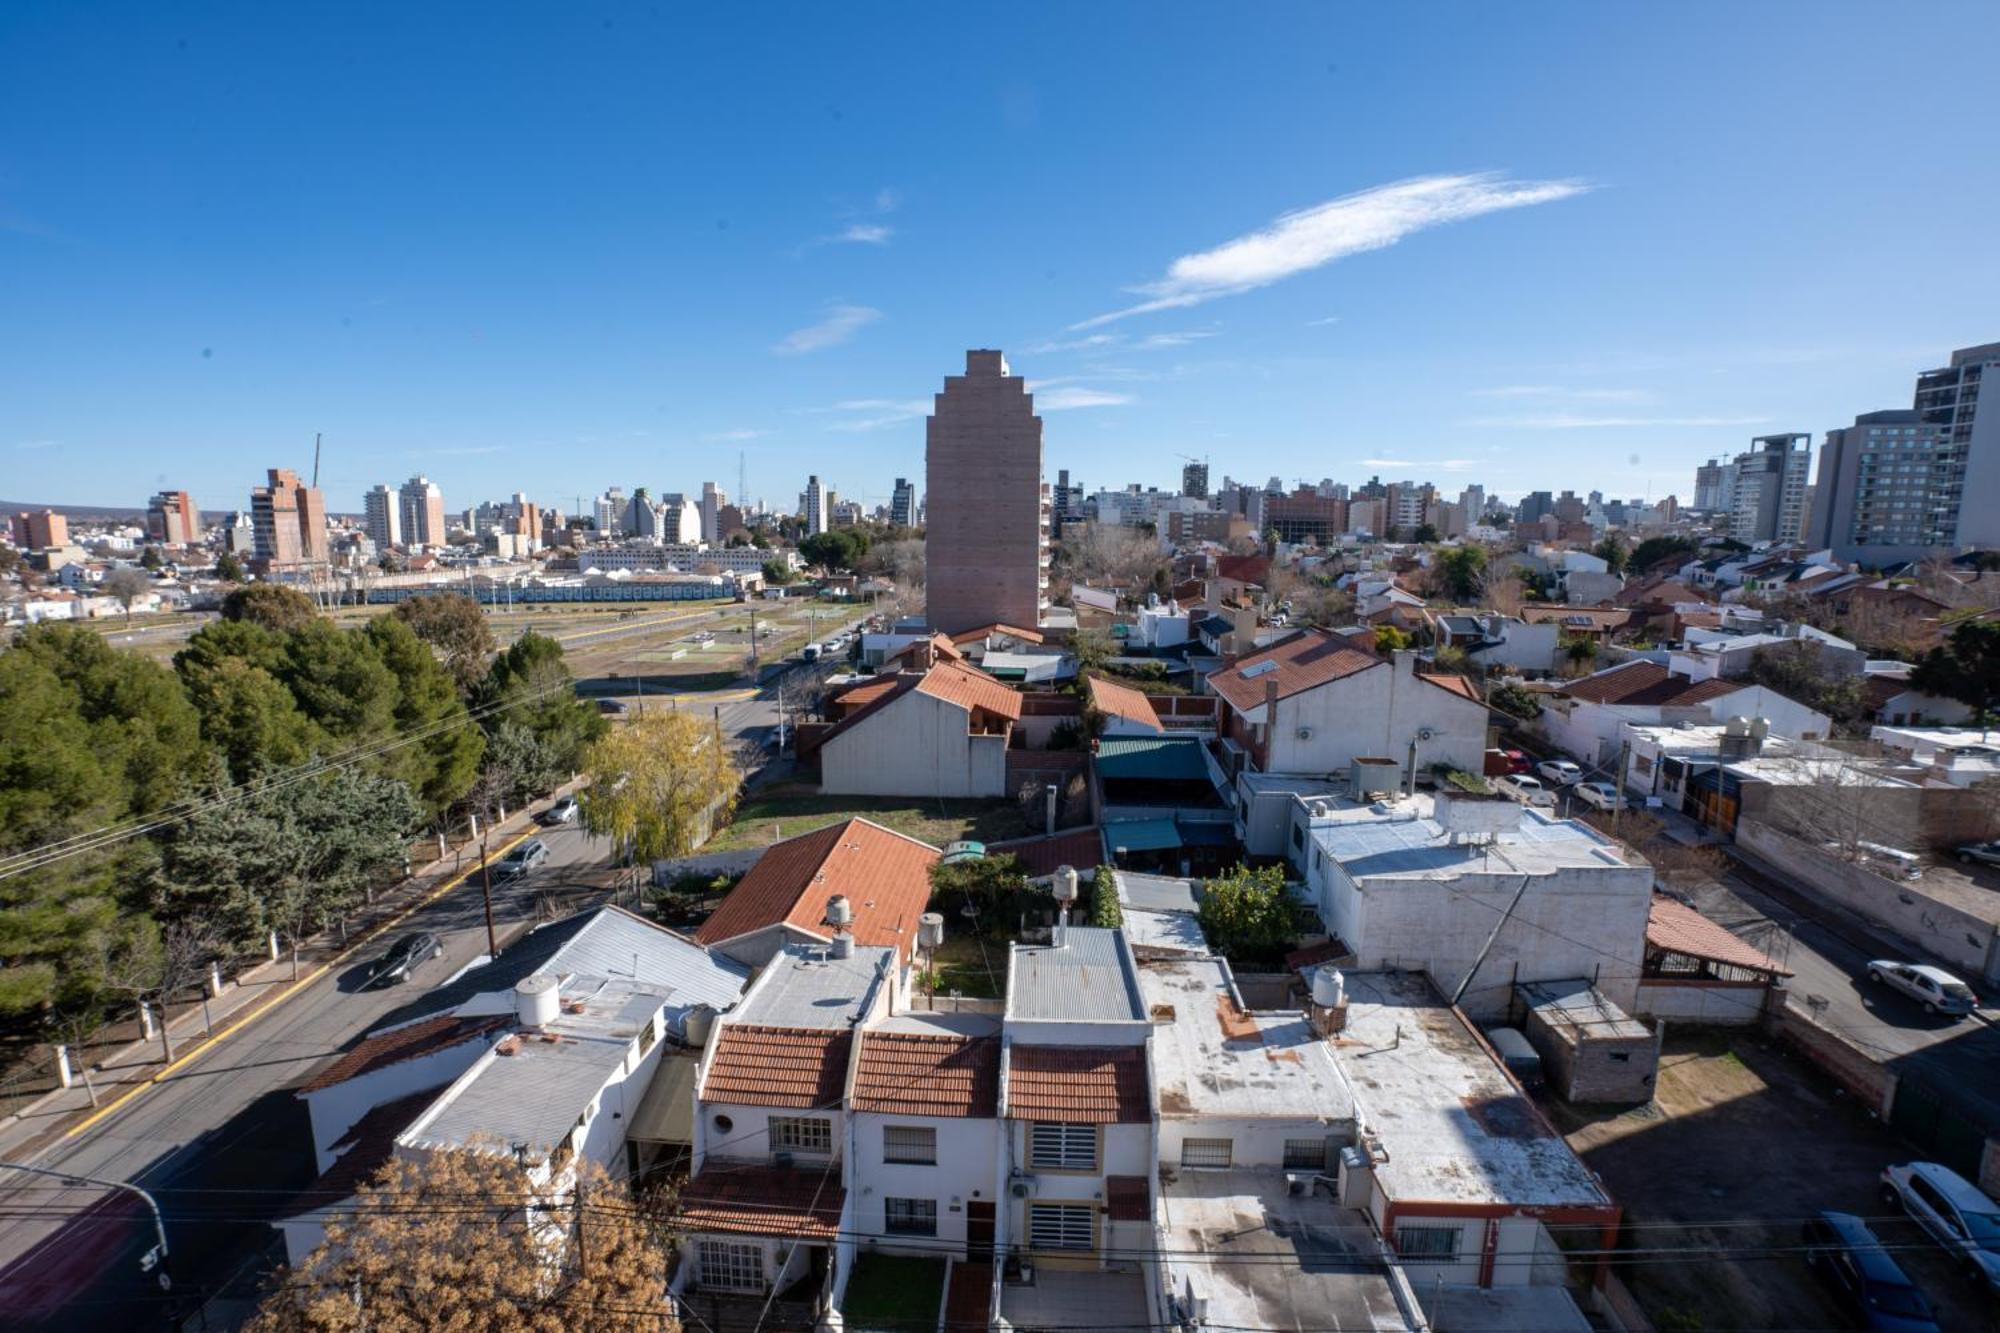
362, 484, 401, 550
145, 490, 202, 545
1727, 433, 1810, 544
699, 481, 727, 543
889, 477, 917, 528
250, 468, 329, 572
1180, 460, 1209, 499
801, 475, 829, 536
594, 487, 627, 534
924, 350, 1047, 635
1810, 341, 2000, 563
9, 509, 68, 550
398, 475, 447, 549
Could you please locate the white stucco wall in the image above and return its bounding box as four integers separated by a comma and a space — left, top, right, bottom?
820, 690, 1008, 798
850, 1112, 1003, 1255
1156, 1117, 1352, 1171
302, 1034, 492, 1172
694, 1101, 847, 1169
1253, 654, 1487, 778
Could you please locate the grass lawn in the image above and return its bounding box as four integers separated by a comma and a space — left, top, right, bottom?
926, 932, 1005, 998
841, 1254, 945, 1332
704, 785, 1028, 852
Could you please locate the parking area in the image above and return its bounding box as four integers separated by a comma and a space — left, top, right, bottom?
1547, 1030, 1995, 1331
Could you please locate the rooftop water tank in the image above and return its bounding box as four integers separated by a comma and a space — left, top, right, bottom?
1052, 865, 1080, 904
515, 974, 560, 1029
824, 894, 853, 927
830, 930, 855, 960
917, 912, 945, 950
1310, 967, 1345, 1010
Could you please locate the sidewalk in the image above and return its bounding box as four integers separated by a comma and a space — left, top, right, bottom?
0, 786, 573, 1162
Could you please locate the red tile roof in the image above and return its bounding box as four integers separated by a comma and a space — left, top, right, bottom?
694, 817, 940, 959
1419, 672, 1483, 704
1086, 674, 1165, 732
1557, 661, 1743, 708
1105, 1175, 1151, 1221
296, 1015, 507, 1093
679, 1163, 845, 1239
852, 1031, 999, 1118
702, 1025, 854, 1108
916, 660, 1025, 720
1006, 1045, 1150, 1123
987, 827, 1106, 878
950, 623, 1046, 645
1207, 629, 1380, 712
832, 675, 903, 713
1215, 554, 1271, 586
886, 632, 965, 665
1645, 894, 1792, 976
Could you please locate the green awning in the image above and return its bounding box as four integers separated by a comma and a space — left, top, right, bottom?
1104, 817, 1181, 853
1095, 737, 1210, 782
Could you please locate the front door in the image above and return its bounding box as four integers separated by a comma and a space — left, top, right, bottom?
966, 1201, 995, 1260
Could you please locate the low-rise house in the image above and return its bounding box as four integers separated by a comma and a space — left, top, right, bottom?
693, 818, 939, 966
1670, 624, 1865, 682
1534, 659, 1832, 770
1207, 631, 1487, 781
1094, 736, 1235, 873
1292, 789, 1654, 1019
1432, 612, 1561, 674
1515, 979, 1660, 1104
814, 653, 1023, 798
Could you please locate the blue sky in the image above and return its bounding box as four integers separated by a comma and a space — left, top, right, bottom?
5, 3, 1998, 518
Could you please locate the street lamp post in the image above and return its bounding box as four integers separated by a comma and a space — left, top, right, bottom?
0, 1162, 170, 1290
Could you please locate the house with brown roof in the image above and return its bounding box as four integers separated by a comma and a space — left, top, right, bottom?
1205, 630, 1488, 780
1534, 659, 1833, 769
1086, 672, 1166, 737
814, 655, 1024, 798
693, 817, 940, 966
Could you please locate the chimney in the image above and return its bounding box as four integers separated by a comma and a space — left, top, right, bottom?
913, 637, 935, 671
1264, 677, 1280, 735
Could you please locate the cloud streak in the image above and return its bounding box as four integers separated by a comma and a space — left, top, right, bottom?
1474, 385, 1652, 403
1361, 456, 1479, 472
799, 397, 932, 431
774, 304, 881, 355
1071, 172, 1590, 329
1466, 413, 1769, 429
1032, 386, 1135, 411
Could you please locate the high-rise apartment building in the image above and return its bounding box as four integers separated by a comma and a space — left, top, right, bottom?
1181, 460, 1209, 500
145, 491, 202, 545
659, 493, 699, 543
9, 509, 67, 549
1693, 459, 1737, 513
363, 484, 401, 549
698, 482, 728, 543
801, 475, 829, 536
250, 468, 329, 572
890, 477, 917, 528
1727, 434, 1811, 544
924, 349, 1045, 634
398, 475, 447, 549
594, 488, 626, 534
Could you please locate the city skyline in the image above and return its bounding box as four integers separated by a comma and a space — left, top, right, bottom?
6, 6, 2000, 512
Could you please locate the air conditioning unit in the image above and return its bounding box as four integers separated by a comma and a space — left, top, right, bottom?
1295, 726, 1313, 741
1010, 1180, 1033, 1199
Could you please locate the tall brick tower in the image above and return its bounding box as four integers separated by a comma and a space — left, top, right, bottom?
924, 350, 1046, 635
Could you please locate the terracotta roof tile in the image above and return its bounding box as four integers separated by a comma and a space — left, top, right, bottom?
916, 660, 1024, 720
1105, 1175, 1151, 1221
1558, 661, 1743, 707
679, 1163, 845, 1239
949, 623, 1045, 645
1215, 554, 1271, 586
296, 1015, 508, 1093
1006, 1045, 1150, 1123
1207, 629, 1381, 713
1646, 894, 1792, 976
1418, 672, 1483, 704
1086, 675, 1165, 732
987, 827, 1106, 878
852, 1031, 999, 1118
832, 676, 903, 713
887, 632, 965, 665
694, 818, 939, 959
702, 1025, 853, 1108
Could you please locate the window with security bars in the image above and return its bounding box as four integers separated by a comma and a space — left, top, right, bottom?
1282, 1138, 1329, 1171
1395, 1225, 1462, 1264
884, 1197, 937, 1236
1027, 1202, 1095, 1251
1029, 1122, 1097, 1171
1179, 1137, 1233, 1169
698, 1240, 765, 1292
883, 1125, 937, 1165
768, 1116, 833, 1154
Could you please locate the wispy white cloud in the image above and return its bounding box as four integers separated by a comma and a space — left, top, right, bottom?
1474, 385, 1652, 403
835, 223, 893, 245
1071, 172, 1591, 329
704, 427, 767, 442
14, 439, 59, 450
1033, 386, 1135, 411
1022, 333, 1124, 355
1361, 456, 1479, 472
1305, 315, 1341, 327
1465, 413, 1770, 429
797, 397, 932, 432
1136, 331, 1216, 350
774, 304, 881, 355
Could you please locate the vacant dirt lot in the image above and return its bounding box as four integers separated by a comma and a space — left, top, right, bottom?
1544, 1031, 1994, 1331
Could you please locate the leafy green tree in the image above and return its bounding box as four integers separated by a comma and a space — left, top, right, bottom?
1089, 864, 1122, 928
1489, 681, 1543, 720
799, 529, 869, 572
158, 769, 421, 948
581, 712, 741, 863
1197, 863, 1295, 963
1412, 523, 1441, 544
362, 615, 485, 811
391, 593, 496, 693
1627, 535, 1697, 578
1429, 644, 1473, 676
181, 654, 317, 780
1070, 629, 1117, 680
1561, 633, 1599, 668
1910, 620, 2000, 724
477, 631, 606, 785
1593, 534, 1628, 576
139, 546, 164, 572
214, 550, 244, 582
221, 582, 319, 631
278, 620, 400, 746
1374, 624, 1413, 653
761, 559, 795, 586
927, 853, 1030, 935
1434, 545, 1487, 603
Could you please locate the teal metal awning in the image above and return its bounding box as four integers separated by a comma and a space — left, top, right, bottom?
1104, 817, 1181, 853
1094, 737, 1210, 782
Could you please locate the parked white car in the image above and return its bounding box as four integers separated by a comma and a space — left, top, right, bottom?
1573, 781, 1626, 812
1535, 759, 1583, 786
1879, 1161, 2000, 1293
1497, 774, 1555, 808
1866, 961, 1978, 1016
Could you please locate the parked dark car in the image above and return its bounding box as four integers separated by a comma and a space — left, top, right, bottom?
596, 698, 629, 715
363, 932, 443, 989
1802, 1211, 1940, 1332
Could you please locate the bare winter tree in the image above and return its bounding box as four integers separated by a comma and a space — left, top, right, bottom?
101, 566, 152, 623
95, 917, 221, 1063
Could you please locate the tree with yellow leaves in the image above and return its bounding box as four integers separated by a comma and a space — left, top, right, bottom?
580, 710, 742, 863
248, 1152, 679, 1333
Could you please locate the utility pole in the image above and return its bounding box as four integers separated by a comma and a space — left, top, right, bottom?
1615, 739, 1633, 829
473, 813, 499, 959
1, 1163, 170, 1291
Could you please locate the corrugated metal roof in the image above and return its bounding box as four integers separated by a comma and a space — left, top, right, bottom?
1095, 736, 1211, 782
1008, 927, 1145, 1022
628, 1051, 699, 1143
1103, 817, 1182, 853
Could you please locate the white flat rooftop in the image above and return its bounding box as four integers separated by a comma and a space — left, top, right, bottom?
733, 943, 893, 1029
1122, 907, 1210, 959
1307, 797, 1633, 883
1333, 970, 1611, 1209
1140, 958, 1354, 1124
1159, 1171, 1418, 1332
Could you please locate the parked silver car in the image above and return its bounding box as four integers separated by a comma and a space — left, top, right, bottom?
1879, 1161, 2000, 1294
1954, 839, 2000, 868
1573, 781, 1627, 812
1866, 961, 1978, 1016
1535, 759, 1583, 786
